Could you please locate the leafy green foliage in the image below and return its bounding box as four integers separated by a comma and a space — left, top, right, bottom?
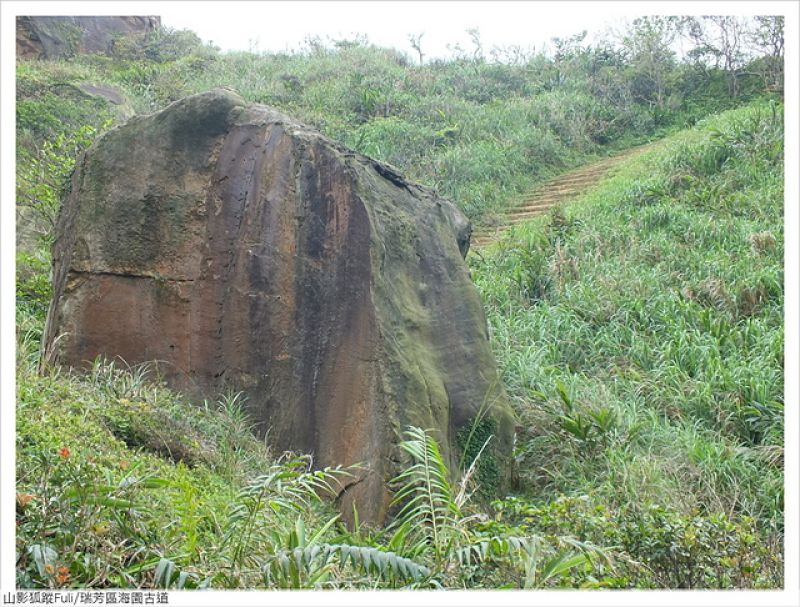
387, 427, 613, 588
17, 122, 108, 245
456, 417, 499, 495
221, 456, 350, 576
16, 250, 51, 318
492, 496, 782, 588
257, 518, 431, 588
391, 427, 465, 566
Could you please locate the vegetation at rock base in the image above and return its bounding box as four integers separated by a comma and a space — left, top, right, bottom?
15, 15, 784, 589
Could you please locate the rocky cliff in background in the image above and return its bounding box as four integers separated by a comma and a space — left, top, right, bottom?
42, 89, 516, 524
16, 16, 160, 60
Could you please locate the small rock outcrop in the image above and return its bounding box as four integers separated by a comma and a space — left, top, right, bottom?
16, 16, 160, 60
43, 90, 515, 524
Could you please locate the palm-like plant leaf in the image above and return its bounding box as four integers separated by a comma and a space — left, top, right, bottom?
391, 427, 465, 562
222, 455, 352, 571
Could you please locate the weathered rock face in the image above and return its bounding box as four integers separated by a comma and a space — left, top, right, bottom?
43, 89, 515, 524
16, 16, 160, 60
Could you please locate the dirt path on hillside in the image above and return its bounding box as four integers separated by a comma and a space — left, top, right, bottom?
470, 143, 654, 248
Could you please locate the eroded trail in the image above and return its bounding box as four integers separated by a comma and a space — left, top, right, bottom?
471, 143, 653, 248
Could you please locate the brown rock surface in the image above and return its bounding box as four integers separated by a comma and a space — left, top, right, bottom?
16, 16, 160, 60
43, 89, 515, 524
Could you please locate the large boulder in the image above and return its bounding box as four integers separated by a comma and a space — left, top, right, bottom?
16, 16, 160, 60
43, 89, 515, 524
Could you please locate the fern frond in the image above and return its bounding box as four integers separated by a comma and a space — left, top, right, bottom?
222, 457, 354, 570
390, 427, 463, 561
261, 543, 431, 588
454, 533, 612, 588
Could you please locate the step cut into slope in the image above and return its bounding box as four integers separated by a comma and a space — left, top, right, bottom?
471, 144, 651, 247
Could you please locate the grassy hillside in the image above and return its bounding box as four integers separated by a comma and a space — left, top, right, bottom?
15, 21, 784, 590
470, 99, 784, 587
16, 23, 772, 238
16, 99, 784, 590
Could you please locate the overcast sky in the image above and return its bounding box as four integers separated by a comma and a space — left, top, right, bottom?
159, 1, 654, 59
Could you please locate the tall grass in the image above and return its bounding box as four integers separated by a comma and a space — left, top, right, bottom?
17, 34, 772, 226
471, 100, 784, 546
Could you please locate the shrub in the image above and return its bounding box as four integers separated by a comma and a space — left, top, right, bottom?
491, 495, 782, 588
